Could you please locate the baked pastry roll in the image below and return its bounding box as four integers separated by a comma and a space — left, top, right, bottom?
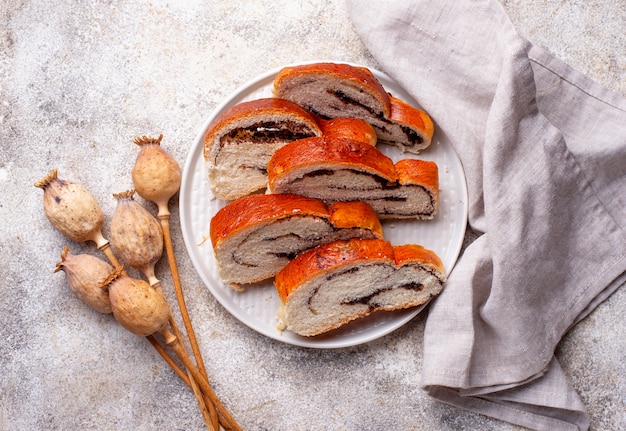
267, 136, 439, 220
204, 98, 323, 200
204, 97, 377, 200
210, 193, 383, 287
275, 238, 445, 336
273, 62, 434, 153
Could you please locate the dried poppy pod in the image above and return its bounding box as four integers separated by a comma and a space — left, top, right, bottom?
131, 134, 181, 219
131, 134, 208, 385
110, 190, 163, 286
103, 267, 171, 337
35, 169, 108, 247
54, 246, 113, 314
35, 169, 124, 269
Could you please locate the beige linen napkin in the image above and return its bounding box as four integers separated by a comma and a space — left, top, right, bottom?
346, 1, 626, 430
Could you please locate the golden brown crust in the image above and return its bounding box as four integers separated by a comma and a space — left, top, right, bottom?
272, 62, 435, 152
275, 238, 396, 302
395, 158, 439, 196
275, 238, 445, 303
268, 137, 439, 220
209, 194, 383, 249
319, 118, 377, 146
203, 97, 323, 160
327, 201, 383, 239
395, 159, 439, 218
273, 62, 391, 118
210, 193, 330, 248
267, 136, 398, 191
389, 96, 434, 139
392, 244, 445, 276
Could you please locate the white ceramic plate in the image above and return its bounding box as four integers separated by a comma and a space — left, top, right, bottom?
180, 62, 468, 349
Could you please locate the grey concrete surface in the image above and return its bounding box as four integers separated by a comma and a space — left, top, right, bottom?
1, 1, 624, 430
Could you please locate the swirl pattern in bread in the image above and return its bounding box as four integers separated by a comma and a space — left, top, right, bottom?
210, 193, 383, 288
275, 238, 445, 336
273, 62, 434, 153
267, 136, 439, 220
204, 97, 378, 200
203, 98, 323, 200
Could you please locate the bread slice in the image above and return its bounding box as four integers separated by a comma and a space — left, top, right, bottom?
203, 98, 323, 200
210, 193, 383, 288
275, 238, 445, 336
384, 96, 434, 153
267, 136, 439, 220
273, 62, 434, 153
203, 97, 379, 201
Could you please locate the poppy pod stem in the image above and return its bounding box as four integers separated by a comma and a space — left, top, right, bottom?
131, 136, 209, 381
166, 316, 219, 431
160, 324, 242, 431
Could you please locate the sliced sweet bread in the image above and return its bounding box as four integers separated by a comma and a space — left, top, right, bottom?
209, 193, 383, 288
267, 136, 439, 220
384, 95, 434, 153
203, 97, 377, 200
275, 238, 446, 336
273, 62, 434, 153
203, 98, 323, 200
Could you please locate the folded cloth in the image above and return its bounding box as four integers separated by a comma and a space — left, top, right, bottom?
346, 1, 626, 430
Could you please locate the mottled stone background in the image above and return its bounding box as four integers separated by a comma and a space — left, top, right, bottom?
1, 1, 623, 430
